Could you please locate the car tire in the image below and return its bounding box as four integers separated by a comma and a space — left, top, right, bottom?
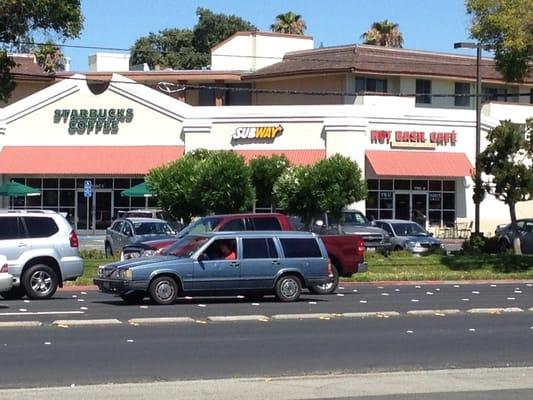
149, 275, 178, 305
23, 264, 58, 300
0, 286, 26, 300
393, 245, 403, 251
275, 275, 302, 302
498, 240, 510, 253
309, 264, 339, 295
105, 243, 113, 258
120, 291, 146, 304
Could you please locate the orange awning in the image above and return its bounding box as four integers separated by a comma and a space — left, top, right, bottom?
235, 149, 325, 165
0, 146, 184, 175
366, 150, 474, 177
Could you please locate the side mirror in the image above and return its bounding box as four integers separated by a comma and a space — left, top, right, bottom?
197, 253, 209, 261
429, 232, 434, 237
371, 221, 376, 226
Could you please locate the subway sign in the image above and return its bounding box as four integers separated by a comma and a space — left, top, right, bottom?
232, 125, 284, 142
53, 108, 134, 135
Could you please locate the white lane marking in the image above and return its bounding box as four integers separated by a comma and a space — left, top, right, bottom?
472, 291, 480, 294
514, 290, 523, 294
469, 328, 476, 332
339, 286, 345, 290
406, 330, 414, 334
415, 285, 421, 289
359, 300, 367, 304
237, 295, 245, 299
129, 317, 194, 325
453, 285, 460, 288
410, 299, 420, 303
490, 284, 497, 287
80, 307, 88, 311
52, 319, 121, 326
18, 309, 27, 312
251, 303, 260, 306
44, 342, 51, 345
0, 311, 84, 316
435, 288, 441, 291
198, 304, 207, 308
23, 300, 30, 303
208, 315, 269, 322
461, 298, 470, 301
139, 305, 149, 309
507, 297, 516, 300
377, 286, 384, 289
0, 321, 42, 328
352, 289, 358, 293
308, 301, 317, 305
126, 339, 134, 343
71, 295, 77, 298
381, 293, 390, 296
81, 291, 87, 295
337, 293, 345, 297
395, 289, 400, 292
425, 292, 434, 295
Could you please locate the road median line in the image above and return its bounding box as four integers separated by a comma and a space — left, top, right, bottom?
128, 317, 195, 325
467, 307, 524, 314
52, 319, 122, 327
342, 311, 400, 318
271, 313, 335, 320
406, 309, 462, 316
0, 321, 43, 328
208, 315, 269, 322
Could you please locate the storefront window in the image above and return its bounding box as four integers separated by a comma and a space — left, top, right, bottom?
367, 192, 378, 208
26, 195, 41, 207
131, 197, 145, 208
429, 180, 442, 191
367, 180, 378, 190
394, 180, 410, 190
380, 180, 393, 190
60, 179, 75, 189
27, 178, 42, 188
114, 179, 130, 189
95, 179, 113, 189
411, 180, 427, 191
114, 190, 129, 207
379, 191, 393, 209
60, 190, 75, 207
443, 193, 455, 210
429, 192, 441, 209
443, 181, 456, 191
76, 178, 93, 188
42, 179, 59, 189
43, 190, 59, 207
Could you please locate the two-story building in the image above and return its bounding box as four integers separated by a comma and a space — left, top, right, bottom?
0, 32, 531, 235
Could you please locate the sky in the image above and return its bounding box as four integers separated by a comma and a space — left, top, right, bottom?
63, 0, 478, 71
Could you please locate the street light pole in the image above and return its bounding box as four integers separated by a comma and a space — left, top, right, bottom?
454, 42, 482, 236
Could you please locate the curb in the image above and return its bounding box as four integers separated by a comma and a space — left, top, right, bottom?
342, 311, 400, 318
466, 307, 524, 314
406, 309, 461, 316
271, 313, 334, 320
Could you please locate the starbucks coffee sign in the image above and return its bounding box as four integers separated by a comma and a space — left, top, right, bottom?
53, 108, 134, 135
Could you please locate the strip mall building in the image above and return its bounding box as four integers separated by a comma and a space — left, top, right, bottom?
0, 32, 532, 234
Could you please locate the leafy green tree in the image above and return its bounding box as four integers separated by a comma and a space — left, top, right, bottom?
270, 11, 307, 35
250, 154, 290, 210
195, 151, 254, 214
467, 0, 533, 82
130, 29, 207, 70
192, 7, 257, 54
0, 0, 83, 102
146, 150, 254, 222
478, 119, 533, 254
274, 154, 366, 227
34, 41, 63, 72
361, 19, 404, 48
130, 8, 256, 70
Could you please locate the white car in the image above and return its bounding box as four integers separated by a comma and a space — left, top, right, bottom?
0, 255, 13, 293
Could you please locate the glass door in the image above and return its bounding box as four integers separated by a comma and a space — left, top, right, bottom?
394, 193, 410, 220
94, 191, 112, 230
412, 193, 428, 227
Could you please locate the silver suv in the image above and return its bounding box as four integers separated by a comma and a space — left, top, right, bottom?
0, 210, 84, 300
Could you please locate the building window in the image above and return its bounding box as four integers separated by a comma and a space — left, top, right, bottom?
415, 79, 431, 104
483, 86, 508, 102
454, 82, 471, 107
355, 77, 388, 94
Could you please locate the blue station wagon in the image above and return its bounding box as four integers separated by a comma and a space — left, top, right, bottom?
94, 231, 333, 304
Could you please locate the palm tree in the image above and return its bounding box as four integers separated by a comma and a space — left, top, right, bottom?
361, 20, 404, 48
271, 11, 307, 35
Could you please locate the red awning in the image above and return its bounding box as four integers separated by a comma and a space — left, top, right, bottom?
366, 150, 474, 177
0, 146, 184, 175
235, 149, 325, 165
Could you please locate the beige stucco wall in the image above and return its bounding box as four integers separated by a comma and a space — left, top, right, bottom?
253, 75, 346, 105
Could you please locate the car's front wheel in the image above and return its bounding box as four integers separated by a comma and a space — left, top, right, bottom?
120, 291, 146, 304
275, 275, 302, 302
23, 264, 58, 299
149, 276, 178, 305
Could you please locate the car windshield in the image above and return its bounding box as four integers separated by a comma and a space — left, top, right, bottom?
342, 211, 369, 225
177, 217, 223, 237
390, 222, 428, 237
133, 222, 173, 236
162, 235, 209, 257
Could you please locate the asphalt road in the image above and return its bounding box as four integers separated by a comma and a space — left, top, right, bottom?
0, 282, 532, 324
0, 312, 532, 389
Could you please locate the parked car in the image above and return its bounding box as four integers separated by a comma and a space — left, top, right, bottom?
120, 213, 368, 294
115, 209, 183, 232
304, 210, 391, 253
495, 218, 533, 253
0, 255, 13, 294
95, 231, 334, 305
105, 217, 175, 257
374, 219, 443, 254
0, 210, 83, 300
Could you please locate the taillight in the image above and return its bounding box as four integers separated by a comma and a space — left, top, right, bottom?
356, 239, 365, 255
69, 230, 79, 248
327, 259, 333, 276
0, 264, 8, 273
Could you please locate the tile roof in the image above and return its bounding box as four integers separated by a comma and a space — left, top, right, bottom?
244, 45, 533, 84
8, 54, 52, 82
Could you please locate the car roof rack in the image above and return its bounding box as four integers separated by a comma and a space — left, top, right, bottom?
0, 209, 57, 214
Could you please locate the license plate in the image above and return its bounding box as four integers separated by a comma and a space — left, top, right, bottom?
366, 247, 376, 252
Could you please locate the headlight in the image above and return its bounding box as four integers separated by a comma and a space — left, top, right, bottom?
97, 265, 105, 277
142, 249, 157, 257
383, 234, 391, 242
116, 268, 133, 280
405, 241, 420, 249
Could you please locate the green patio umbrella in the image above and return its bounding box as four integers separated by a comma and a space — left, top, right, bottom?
121, 182, 154, 198
0, 181, 41, 197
